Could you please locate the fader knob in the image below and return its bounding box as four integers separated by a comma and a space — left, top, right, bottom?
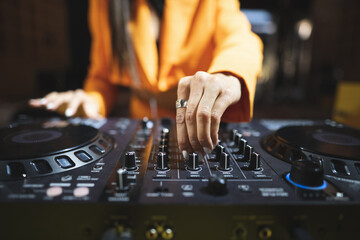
207, 175, 228, 196
187, 152, 200, 171
219, 152, 231, 171
124, 151, 137, 170
116, 168, 129, 191
156, 152, 169, 171
288, 159, 325, 188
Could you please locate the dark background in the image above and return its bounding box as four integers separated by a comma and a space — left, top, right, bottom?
0, 0, 359, 127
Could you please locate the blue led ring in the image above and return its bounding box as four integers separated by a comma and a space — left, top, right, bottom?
285, 173, 327, 190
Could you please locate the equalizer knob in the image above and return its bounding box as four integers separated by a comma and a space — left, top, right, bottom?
236, 138, 247, 155
248, 152, 261, 171
243, 145, 253, 162
234, 133, 243, 147
116, 168, 129, 191
218, 152, 231, 171
187, 152, 200, 171
215, 145, 225, 161
229, 129, 238, 143
207, 175, 228, 196
156, 152, 169, 171
124, 151, 137, 170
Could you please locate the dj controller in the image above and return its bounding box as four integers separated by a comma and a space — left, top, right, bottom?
0, 117, 360, 240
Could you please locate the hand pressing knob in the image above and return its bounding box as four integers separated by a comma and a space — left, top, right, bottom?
218, 152, 231, 171
187, 152, 200, 171
124, 151, 137, 170
156, 152, 169, 171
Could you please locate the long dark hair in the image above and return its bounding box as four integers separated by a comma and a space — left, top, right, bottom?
109, 0, 140, 86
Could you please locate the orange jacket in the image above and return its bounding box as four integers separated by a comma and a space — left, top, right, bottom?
84, 0, 263, 121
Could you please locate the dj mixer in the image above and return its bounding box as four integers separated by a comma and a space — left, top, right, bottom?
0, 117, 359, 240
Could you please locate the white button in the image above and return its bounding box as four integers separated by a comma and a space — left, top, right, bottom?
46, 187, 63, 197
73, 187, 90, 198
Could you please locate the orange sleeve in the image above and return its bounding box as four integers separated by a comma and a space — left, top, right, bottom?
83, 0, 117, 117
208, 0, 263, 122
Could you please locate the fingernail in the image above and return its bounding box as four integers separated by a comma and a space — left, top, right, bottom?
203, 147, 212, 155
65, 108, 74, 117
182, 150, 188, 159
46, 103, 54, 110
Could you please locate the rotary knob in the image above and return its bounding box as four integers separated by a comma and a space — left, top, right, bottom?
207, 175, 228, 196
215, 145, 225, 161
229, 129, 238, 143
187, 152, 200, 171
124, 151, 137, 170
156, 152, 169, 171
234, 133, 243, 147
248, 152, 261, 171
287, 159, 326, 188
218, 152, 231, 171
243, 145, 253, 162
116, 168, 129, 191
234, 138, 247, 157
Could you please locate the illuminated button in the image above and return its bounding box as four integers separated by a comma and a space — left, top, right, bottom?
73, 187, 90, 198
75, 151, 93, 162
31, 160, 52, 174
90, 145, 105, 155
55, 156, 75, 169
46, 186, 63, 197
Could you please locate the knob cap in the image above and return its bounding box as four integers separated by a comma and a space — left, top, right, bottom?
207, 175, 228, 196
187, 152, 200, 171
124, 151, 137, 170
160, 128, 170, 140
248, 152, 261, 171
289, 159, 325, 187
243, 145, 253, 162
235, 138, 247, 156
234, 133, 243, 147
116, 168, 129, 191
229, 129, 238, 143
219, 152, 231, 171
156, 152, 169, 171
215, 145, 225, 161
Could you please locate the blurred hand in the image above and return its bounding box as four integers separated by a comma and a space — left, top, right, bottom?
29, 89, 102, 119
176, 71, 241, 158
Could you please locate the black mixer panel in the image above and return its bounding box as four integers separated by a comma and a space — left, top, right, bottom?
0, 118, 359, 240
